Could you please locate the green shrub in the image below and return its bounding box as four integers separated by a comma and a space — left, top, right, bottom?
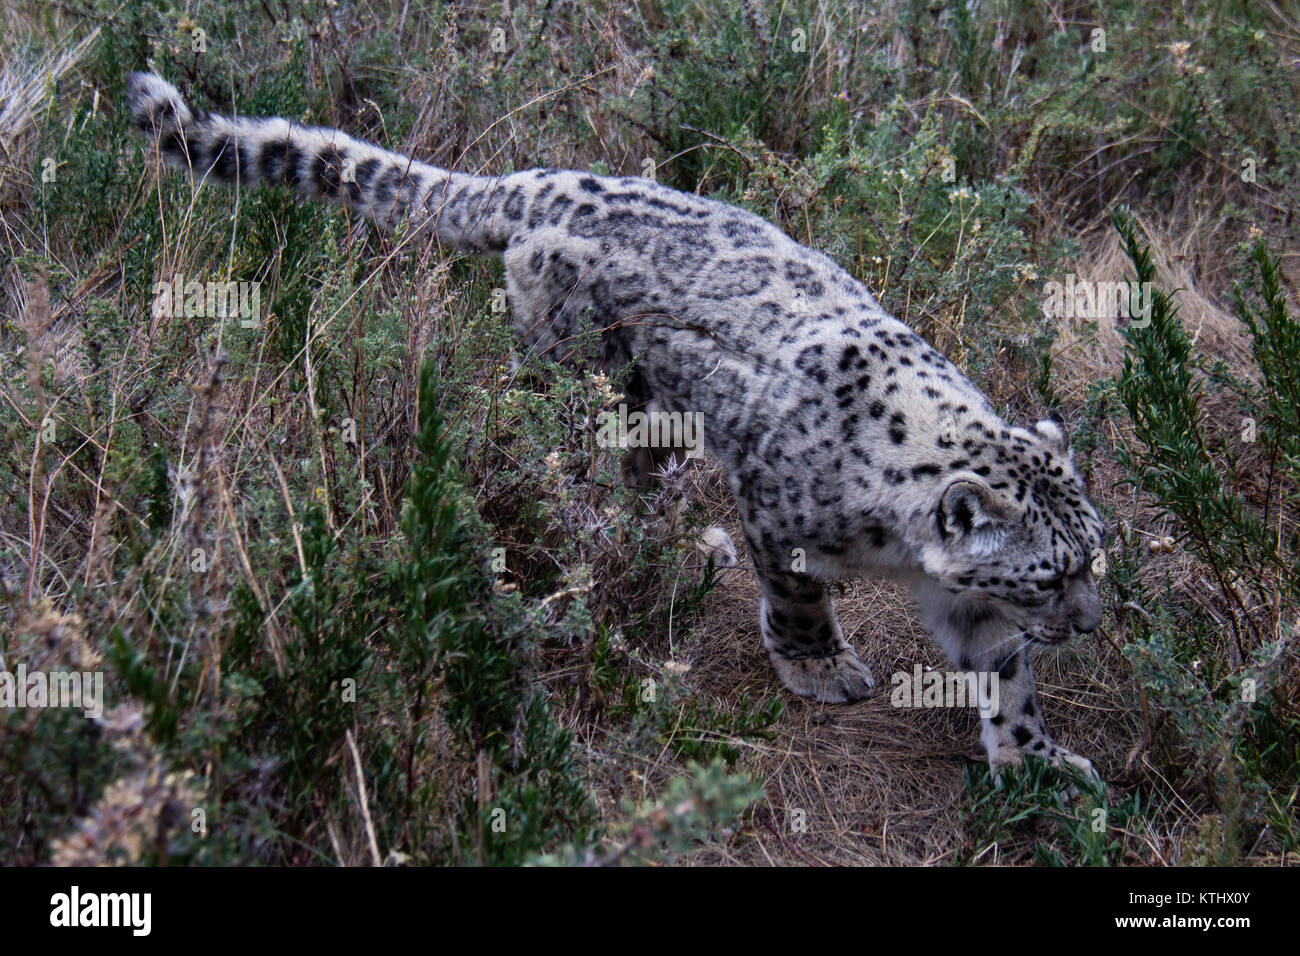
1111, 209, 1299, 863
960, 757, 1145, 866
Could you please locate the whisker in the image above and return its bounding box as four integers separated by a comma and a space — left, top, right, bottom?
984, 629, 1032, 662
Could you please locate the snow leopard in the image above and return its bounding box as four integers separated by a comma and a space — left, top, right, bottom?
126, 71, 1106, 775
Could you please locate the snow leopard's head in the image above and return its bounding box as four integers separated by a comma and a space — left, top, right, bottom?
922, 420, 1105, 645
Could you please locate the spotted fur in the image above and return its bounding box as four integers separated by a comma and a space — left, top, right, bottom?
127, 72, 1107, 774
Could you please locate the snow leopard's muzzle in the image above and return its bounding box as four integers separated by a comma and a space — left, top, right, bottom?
1027, 569, 1102, 645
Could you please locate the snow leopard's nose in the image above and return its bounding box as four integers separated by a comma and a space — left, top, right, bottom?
1065, 572, 1102, 633
1071, 612, 1100, 634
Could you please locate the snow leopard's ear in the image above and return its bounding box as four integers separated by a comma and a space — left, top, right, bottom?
937, 476, 1010, 543
1035, 419, 1068, 453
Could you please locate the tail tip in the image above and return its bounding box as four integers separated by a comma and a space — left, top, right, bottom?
126, 71, 192, 130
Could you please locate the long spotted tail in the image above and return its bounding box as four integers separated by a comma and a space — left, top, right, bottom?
125, 72, 514, 253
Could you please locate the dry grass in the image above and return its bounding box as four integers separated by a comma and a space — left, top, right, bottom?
1051, 214, 1258, 402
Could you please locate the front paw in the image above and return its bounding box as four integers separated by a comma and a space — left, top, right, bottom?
770, 647, 876, 704
1052, 748, 1099, 783
986, 739, 1100, 791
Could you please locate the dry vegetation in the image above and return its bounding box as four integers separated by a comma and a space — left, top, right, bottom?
1, 0, 1297, 866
